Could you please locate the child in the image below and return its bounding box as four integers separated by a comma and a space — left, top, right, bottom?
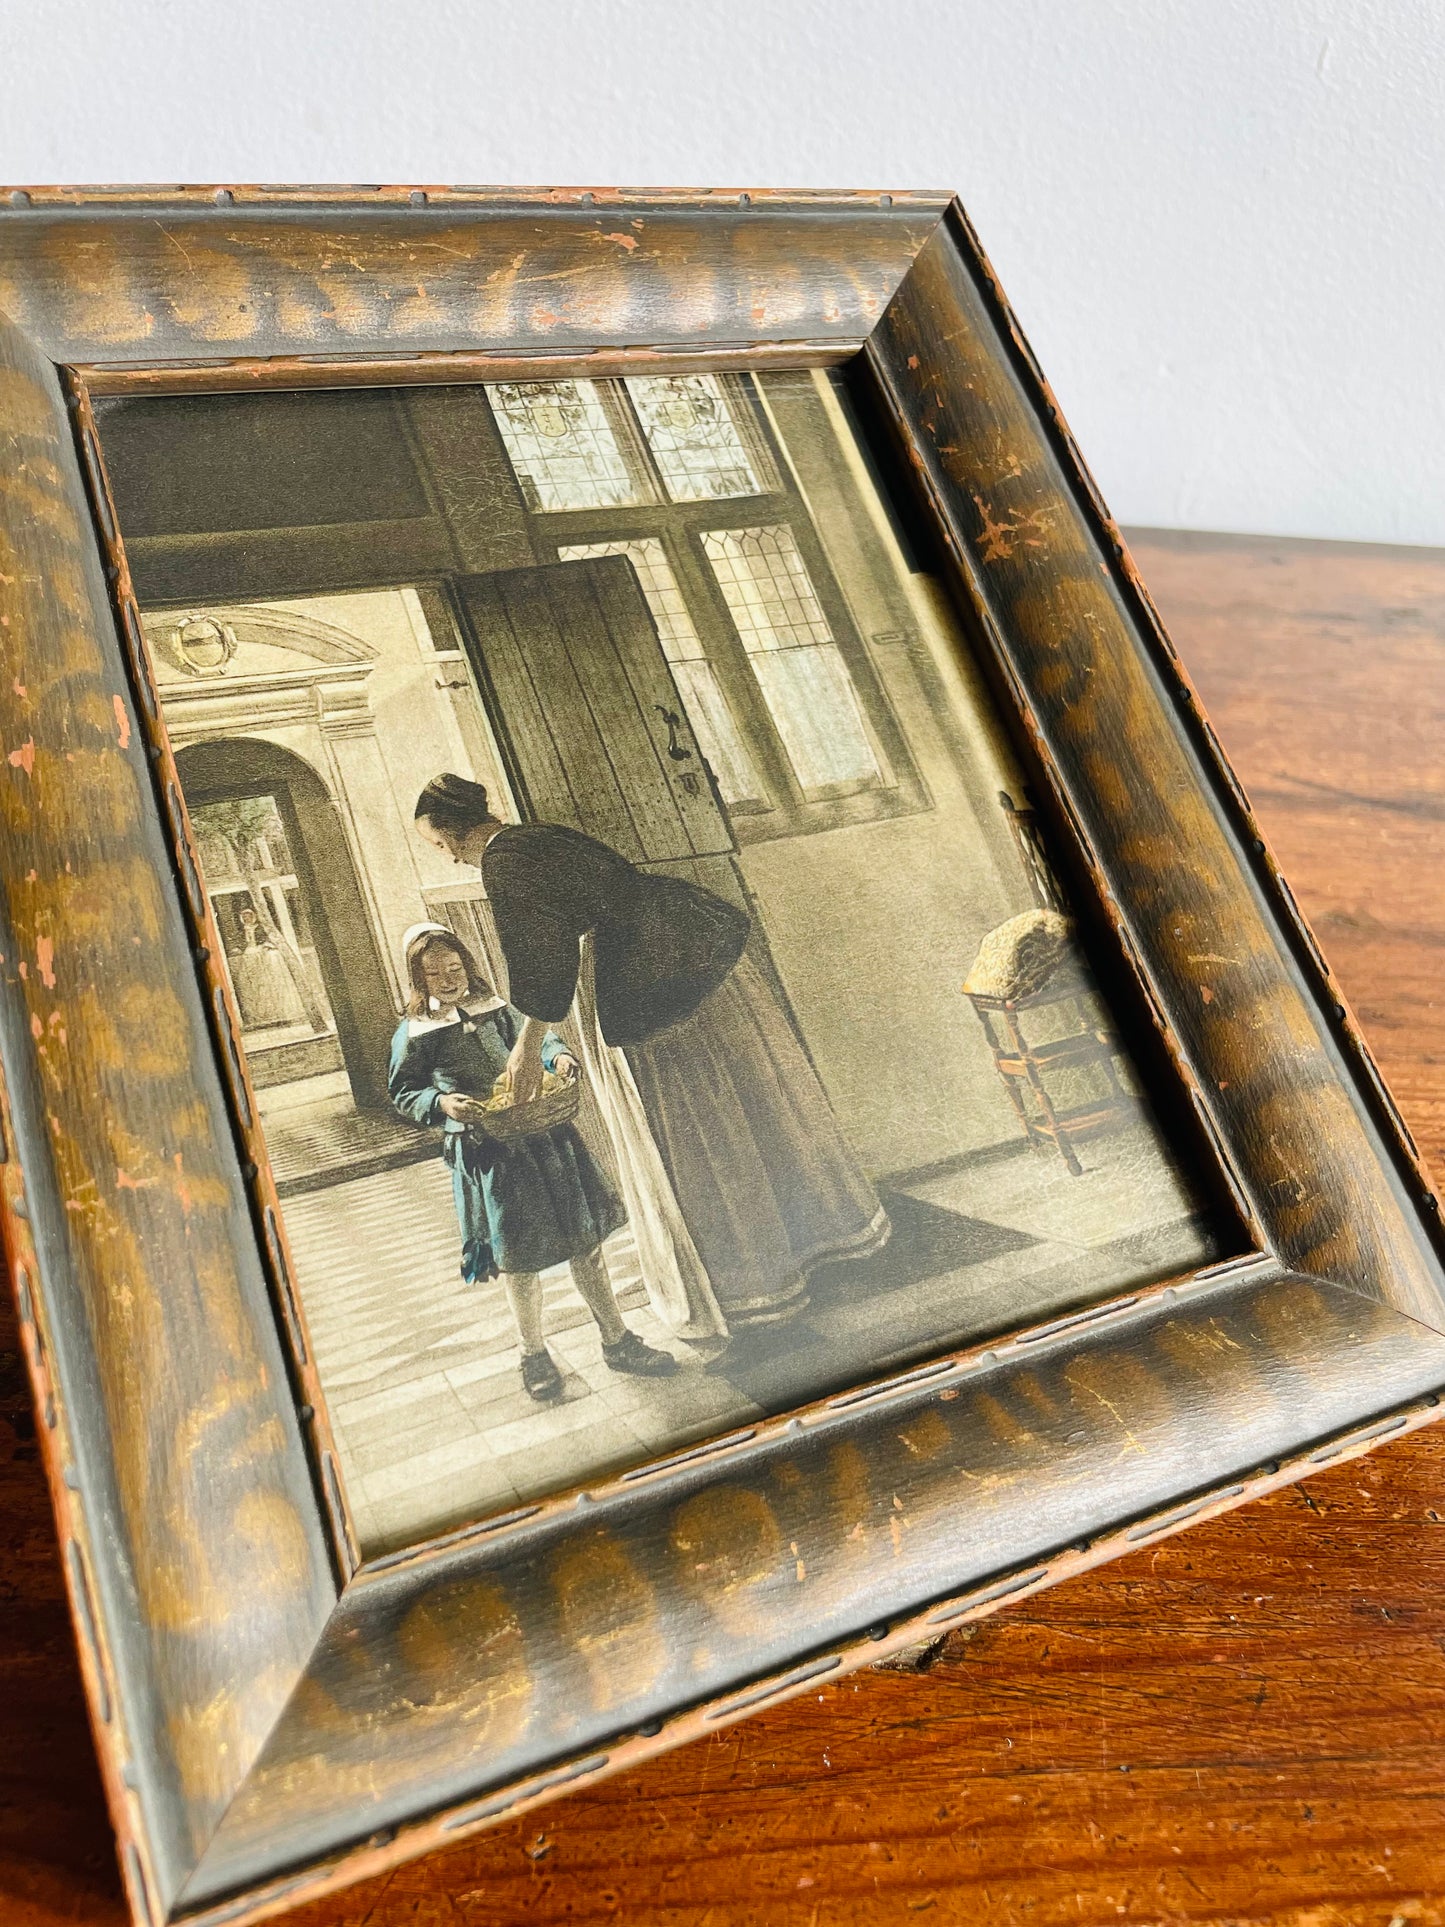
388, 923, 678, 1402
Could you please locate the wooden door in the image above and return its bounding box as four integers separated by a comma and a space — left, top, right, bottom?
453, 557, 736, 867
454, 556, 809, 1042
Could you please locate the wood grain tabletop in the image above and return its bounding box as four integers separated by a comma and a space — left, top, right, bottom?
4, 526, 1444, 1927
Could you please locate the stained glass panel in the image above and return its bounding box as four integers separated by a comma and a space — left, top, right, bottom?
626, 374, 764, 502
488, 381, 643, 511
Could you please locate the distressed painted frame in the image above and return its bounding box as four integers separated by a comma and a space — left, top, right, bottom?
1, 186, 1442, 1927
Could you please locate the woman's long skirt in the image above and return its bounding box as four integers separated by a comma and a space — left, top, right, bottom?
625, 955, 889, 1325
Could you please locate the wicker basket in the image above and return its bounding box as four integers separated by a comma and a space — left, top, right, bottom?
466, 1074, 580, 1143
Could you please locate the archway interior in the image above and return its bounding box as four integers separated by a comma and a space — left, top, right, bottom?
176, 737, 395, 1111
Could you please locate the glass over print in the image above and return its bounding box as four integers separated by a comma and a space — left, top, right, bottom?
93, 367, 1220, 1556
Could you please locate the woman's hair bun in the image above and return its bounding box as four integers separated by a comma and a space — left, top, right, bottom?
414, 772, 492, 837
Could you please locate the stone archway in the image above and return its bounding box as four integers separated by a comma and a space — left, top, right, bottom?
177, 736, 395, 1110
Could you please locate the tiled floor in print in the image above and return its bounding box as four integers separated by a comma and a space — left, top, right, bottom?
279, 1117, 1216, 1556
280, 1160, 756, 1555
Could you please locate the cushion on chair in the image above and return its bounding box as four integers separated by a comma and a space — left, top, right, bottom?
962, 909, 1074, 1002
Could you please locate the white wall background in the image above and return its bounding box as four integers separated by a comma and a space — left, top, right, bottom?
5, 0, 1442, 546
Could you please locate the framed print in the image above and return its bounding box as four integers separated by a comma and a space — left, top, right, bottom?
0, 185, 1441, 1927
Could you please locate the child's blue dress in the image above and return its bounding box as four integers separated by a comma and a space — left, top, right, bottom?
388, 995, 625, 1282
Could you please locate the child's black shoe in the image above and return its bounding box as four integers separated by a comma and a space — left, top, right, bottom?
520, 1347, 565, 1401
601, 1329, 678, 1377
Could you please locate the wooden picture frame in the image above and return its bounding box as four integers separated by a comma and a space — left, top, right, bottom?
1, 185, 1442, 1927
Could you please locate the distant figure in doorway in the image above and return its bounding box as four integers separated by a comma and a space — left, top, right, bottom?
412, 775, 889, 1333
387, 922, 677, 1403
230, 907, 308, 1032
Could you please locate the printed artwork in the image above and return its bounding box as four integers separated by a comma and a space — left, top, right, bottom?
95, 368, 1221, 1554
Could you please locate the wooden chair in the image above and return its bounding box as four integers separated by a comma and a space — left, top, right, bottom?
964, 793, 1137, 1175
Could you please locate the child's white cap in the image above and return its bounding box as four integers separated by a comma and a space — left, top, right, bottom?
401, 920, 454, 959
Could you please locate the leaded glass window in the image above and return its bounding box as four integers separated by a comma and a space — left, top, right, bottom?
488, 381, 644, 511
556, 537, 764, 806
625, 375, 767, 503
483, 370, 918, 834
701, 525, 882, 793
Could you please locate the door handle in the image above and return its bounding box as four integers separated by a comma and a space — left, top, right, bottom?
653, 705, 694, 762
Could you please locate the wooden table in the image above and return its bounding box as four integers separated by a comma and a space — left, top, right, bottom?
5, 528, 1445, 1926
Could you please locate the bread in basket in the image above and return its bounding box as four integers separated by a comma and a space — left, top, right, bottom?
464, 1064, 581, 1142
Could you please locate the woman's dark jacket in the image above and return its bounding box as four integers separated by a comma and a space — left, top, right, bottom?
481, 823, 750, 1046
